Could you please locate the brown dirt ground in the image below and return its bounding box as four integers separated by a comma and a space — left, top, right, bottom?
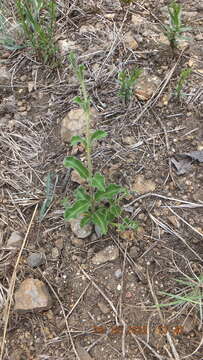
0, 0, 203, 359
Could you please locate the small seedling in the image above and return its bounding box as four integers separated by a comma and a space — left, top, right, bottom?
118, 67, 142, 104
16, 0, 58, 64
39, 172, 56, 222
157, 274, 203, 328
175, 67, 192, 97
63, 53, 138, 235
164, 1, 191, 51
0, 12, 22, 50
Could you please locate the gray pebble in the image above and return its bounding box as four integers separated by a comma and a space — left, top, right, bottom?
114, 269, 122, 279
27, 253, 45, 268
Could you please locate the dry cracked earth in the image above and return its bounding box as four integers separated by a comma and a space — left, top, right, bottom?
0, 0, 203, 359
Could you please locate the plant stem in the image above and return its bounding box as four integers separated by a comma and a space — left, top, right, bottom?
80, 76, 95, 211
80, 81, 93, 179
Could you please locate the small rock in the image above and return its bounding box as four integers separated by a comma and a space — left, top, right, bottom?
95, 225, 102, 238
98, 301, 110, 314
71, 237, 84, 247
14, 278, 52, 313
52, 247, 59, 259
103, 0, 121, 10
182, 317, 195, 334
79, 25, 96, 34
123, 136, 135, 145
91, 245, 119, 265
129, 246, 139, 258
195, 33, 203, 41
134, 71, 161, 100
72, 254, 83, 263
0, 66, 11, 86
20, 75, 27, 82
27, 253, 45, 268
114, 268, 122, 279
55, 238, 64, 250
7, 231, 23, 248
124, 31, 138, 50
61, 108, 86, 143
132, 175, 156, 194
71, 170, 86, 185
70, 216, 92, 238
0, 95, 16, 115
58, 39, 82, 56
168, 216, 180, 229
75, 344, 93, 360
120, 230, 135, 241
131, 14, 145, 27
61, 107, 97, 143
183, 11, 198, 20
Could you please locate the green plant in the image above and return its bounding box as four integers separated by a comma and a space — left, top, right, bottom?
16, 0, 58, 64
157, 274, 203, 326
118, 67, 142, 104
164, 1, 191, 51
0, 12, 22, 50
175, 67, 192, 97
39, 172, 56, 222
63, 53, 138, 235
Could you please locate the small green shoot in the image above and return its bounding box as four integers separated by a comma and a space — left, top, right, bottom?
164, 1, 191, 51
0, 12, 22, 50
118, 67, 142, 104
157, 274, 203, 327
39, 172, 56, 222
175, 67, 192, 97
16, 0, 58, 64
63, 53, 138, 235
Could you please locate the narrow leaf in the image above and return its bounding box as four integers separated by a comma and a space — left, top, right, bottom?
90, 130, 108, 143
74, 187, 91, 201
95, 184, 125, 201
39, 172, 55, 221
92, 208, 108, 235
80, 214, 92, 227
92, 173, 105, 191
106, 205, 121, 221
64, 200, 91, 220
73, 96, 83, 105
63, 156, 89, 179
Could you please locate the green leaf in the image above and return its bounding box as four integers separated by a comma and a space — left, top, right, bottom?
74, 186, 91, 201
106, 205, 122, 222
69, 51, 77, 70
95, 184, 125, 201
90, 130, 108, 143
73, 96, 83, 106
64, 200, 91, 220
92, 173, 106, 191
63, 156, 89, 179
39, 172, 55, 221
70, 136, 87, 147
110, 205, 122, 217
92, 208, 108, 235
80, 214, 92, 227
178, 26, 191, 32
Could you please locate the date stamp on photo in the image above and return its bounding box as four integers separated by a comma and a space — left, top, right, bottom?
93, 325, 184, 336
